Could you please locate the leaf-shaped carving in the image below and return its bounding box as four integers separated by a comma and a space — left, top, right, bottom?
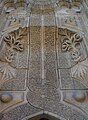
62, 33, 82, 52
3, 27, 27, 52
71, 59, 88, 80
0, 62, 16, 80
5, 49, 14, 63
4, 35, 24, 52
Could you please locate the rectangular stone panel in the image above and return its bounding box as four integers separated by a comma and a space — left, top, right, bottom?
27, 26, 42, 88
0, 69, 27, 91
44, 26, 58, 87
27, 26, 59, 89
0, 27, 29, 91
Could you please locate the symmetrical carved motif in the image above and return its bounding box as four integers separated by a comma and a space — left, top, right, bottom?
62, 33, 82, 52
0, 62, 16, 80
71, 59, 88, 80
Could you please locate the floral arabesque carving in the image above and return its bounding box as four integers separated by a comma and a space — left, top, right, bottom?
62, 33, 82, 52
3, 27, 27, 52
60, 28, 88, 81
61, 29, 83, 60
0, 27, 27, 81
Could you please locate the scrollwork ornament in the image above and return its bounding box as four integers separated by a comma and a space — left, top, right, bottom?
60, 29, 88, 80
3, 27, 26, 52
62, 33, 82, 52
61, 32, 83, 65
5, 48, 14, 63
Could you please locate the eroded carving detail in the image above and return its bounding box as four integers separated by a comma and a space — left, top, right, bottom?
0, 62, 16, 80
3, 27, 27, 52
5, 49, 14, 63
73, 91, 86, 103
61, 30, 83, 63
71, 59, 88, 80
60, 28, 88, 80
0, 27, 27, 81
0, 93, 13, 103
61, 33, 82, 53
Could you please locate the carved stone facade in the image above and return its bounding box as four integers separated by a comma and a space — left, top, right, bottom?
0, 0, 88, 120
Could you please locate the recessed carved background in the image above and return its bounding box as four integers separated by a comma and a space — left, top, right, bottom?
0, 0, 88, 120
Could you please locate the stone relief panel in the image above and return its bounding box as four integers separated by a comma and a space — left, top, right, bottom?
2, 8, 29, 35
0, 1, 88, 119
27, 26, 61, 109
0, 27, 29, 90
57, 28, 88, 89
56, 8, 82, 33
62, 90, 88, 115
60, 16, 78, 28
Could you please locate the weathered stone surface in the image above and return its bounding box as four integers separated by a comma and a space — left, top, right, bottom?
0, 93, 13, 103
0, 0, 88, 120
0, 91, 24, 113
1, 103, 42, 120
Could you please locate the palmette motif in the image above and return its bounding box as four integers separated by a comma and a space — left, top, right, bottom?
71, 59, 88, 80
62, 33, 82, 52
0, 62, 16, 80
